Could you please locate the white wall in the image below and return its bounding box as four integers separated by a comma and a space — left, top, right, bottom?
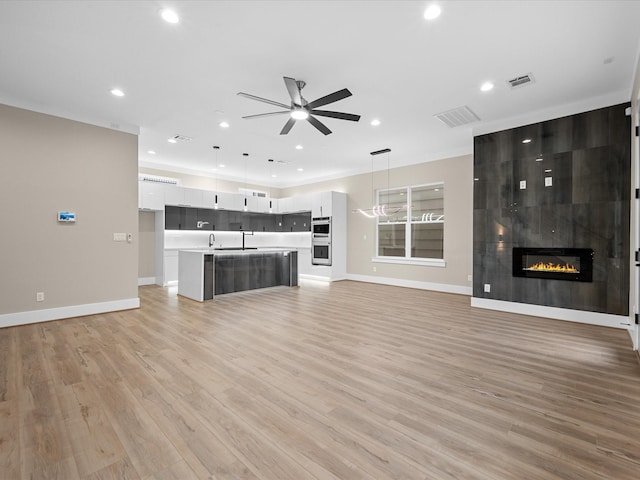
630, 46, 640, 351
0, 104, 139, 326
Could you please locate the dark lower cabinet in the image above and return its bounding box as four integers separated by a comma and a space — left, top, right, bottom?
214, 251, 297, 295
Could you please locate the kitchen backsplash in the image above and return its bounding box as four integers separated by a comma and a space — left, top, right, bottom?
164, 230, 311, 250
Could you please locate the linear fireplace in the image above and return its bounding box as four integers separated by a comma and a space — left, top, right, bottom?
512, 248, 593, 282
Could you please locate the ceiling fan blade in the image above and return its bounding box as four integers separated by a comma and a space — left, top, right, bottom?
242, 111, 290, 119
307, 115, 332, 135
306, 88, 352, 109
280, 117, 296, 135
237, 92, 291, 110
283, 77, 302, 106
310, 109, 361, 122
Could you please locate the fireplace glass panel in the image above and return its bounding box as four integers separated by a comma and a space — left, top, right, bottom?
512, 248, 593, 282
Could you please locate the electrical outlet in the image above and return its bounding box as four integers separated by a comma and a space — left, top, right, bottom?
373, 266, 377, 272
467, 274, 472, 281
484, 284, 491, 293
36, 292, 44, 302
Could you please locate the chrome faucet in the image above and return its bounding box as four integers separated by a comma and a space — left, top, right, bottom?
209, 233, 215, 247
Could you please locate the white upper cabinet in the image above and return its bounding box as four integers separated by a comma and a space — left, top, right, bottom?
138, 181, 166, 210
216, 191, 243, 211
311, 191, 333, 217
164, 185, 205, 207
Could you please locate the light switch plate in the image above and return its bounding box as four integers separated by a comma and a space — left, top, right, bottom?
519, 180, 527, 190
484, 283, 491, 293
545, 176, 553, 187
113, 233, 126, 242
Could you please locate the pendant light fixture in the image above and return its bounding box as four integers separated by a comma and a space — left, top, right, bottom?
268, 158, 274, 213
243, 153, 249, 211
213, 146, 220, 209
354, 148, 406, 218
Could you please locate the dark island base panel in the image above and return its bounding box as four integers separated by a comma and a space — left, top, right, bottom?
213, 251, 298, 296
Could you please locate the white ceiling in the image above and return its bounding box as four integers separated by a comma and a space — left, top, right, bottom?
1, 1, 639, 188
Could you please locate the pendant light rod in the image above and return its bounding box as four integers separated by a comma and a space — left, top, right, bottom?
213, 146, 220, 208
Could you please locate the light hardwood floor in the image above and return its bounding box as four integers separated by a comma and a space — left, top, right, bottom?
1, 280, 639, 479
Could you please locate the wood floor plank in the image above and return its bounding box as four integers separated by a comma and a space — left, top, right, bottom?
1, 281, 639, 479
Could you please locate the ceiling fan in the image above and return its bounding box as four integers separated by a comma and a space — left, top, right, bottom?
237, 76, 361, 135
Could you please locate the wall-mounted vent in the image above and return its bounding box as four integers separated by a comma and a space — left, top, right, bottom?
171, 134, 192, 142
138, 173, 180, 185
433, 106, 480, 128
507, 73, 535, 89
239, 188, 269, 198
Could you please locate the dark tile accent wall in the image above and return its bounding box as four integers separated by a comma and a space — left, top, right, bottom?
473, 103, 631, 315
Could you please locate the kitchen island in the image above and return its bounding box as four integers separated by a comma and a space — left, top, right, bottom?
178, 248, 298, 301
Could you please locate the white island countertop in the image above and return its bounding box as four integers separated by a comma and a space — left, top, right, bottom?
179, 248, 296, 255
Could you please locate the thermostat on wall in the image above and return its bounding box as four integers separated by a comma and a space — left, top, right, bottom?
57, 211, 76, 223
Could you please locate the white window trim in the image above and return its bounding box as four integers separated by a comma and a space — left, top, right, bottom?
376, 181, 445, 263
372, 256, 447, 267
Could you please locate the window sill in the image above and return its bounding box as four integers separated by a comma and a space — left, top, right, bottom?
372, 257, 446, 267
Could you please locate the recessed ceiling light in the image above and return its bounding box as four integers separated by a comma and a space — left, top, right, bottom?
167, 138, 177, 143
219, 121, 229, 128
147, 150, 156, 155
110, 88, 124, 97
160, 9, 179, 24
297, 168, 304, 172
295, 145, 303, 150
522, 138, 532, 144
219, 164, 225, 168
480, 82, 494, 92
424, 4, 441, 20
371, 119, 381, 126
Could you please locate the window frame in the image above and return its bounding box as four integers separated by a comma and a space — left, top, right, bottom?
373, 181, 446, 267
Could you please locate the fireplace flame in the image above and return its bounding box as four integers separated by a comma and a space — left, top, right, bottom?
525, 261, 579, 273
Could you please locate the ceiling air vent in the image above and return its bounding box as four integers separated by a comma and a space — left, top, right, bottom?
138, 173, 180, 185
171, 134, 193, 142
507, 73, 535, 89
434, 105, 480, 128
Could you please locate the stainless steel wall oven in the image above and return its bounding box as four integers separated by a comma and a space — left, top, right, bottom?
312, 217, 332, 265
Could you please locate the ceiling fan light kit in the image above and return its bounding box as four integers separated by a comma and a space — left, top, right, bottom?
238, 76, 361, 135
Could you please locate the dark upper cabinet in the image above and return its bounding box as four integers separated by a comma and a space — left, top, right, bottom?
165, 207, 310, 232
181, 207, 198, 230
227, 211, 244, 231
196, 208, 214, 230
280, 212, 311, 232
274, 215, 284, 232
294, 212, 311, 232
211, 210, 229, 231
250, 213, 276, 232
165, 205, 182, 230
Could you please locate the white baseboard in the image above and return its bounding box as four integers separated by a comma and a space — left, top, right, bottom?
0, 297, 140, 329
138, 276, 157, 286
346, 273, 472, 296
470, 297, 630, 330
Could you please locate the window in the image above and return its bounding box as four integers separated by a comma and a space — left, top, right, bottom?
376, 182, 444, 263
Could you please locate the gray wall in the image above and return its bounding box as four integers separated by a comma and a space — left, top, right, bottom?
473, 103, 631, 315
0, 104, 139, 316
